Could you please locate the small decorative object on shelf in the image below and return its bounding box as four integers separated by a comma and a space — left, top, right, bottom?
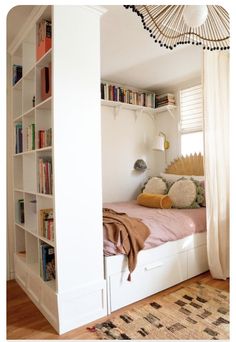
37, 19, 52, 61
13, 64, 22, 85
101, 82, 157, 108
40, 208, 54, 241
40, 243, 55, 281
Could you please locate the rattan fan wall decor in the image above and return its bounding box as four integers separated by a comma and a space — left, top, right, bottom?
124, 5, 230, 51
165, 153, 204, 176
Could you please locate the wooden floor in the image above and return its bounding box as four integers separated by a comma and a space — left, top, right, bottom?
7, 271, 229, 340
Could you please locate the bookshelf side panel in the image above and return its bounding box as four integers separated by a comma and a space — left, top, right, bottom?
53, 6, 104, 290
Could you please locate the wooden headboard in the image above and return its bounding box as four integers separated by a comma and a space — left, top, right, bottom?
165, 153, 204, 176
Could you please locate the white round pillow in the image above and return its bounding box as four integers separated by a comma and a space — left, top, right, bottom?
168, 179, 197, 208
143, 177, 167, 195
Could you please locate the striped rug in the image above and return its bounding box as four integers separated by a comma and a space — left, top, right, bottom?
94, 283, 229, 340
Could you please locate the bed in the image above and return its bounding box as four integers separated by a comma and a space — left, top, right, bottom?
103, 154, 209, 313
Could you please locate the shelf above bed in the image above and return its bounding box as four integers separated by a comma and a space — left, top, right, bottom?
101, 99, 177, 119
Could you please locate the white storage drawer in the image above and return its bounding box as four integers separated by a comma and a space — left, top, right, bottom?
109, 251, 187, 312
187, 244, 209, 278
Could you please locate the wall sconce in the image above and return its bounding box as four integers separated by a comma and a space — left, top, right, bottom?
152, 132, 170, 151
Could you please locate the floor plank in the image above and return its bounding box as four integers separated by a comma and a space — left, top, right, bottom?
7, 271, 229, 340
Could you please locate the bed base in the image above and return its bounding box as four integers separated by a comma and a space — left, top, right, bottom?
105, 232, 208, 313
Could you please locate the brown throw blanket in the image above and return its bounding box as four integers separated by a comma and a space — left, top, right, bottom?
103, 208, 150, 281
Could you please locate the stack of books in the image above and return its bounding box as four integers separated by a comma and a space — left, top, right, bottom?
101, 83, 156, 108
40, 243, 55, 281
13, 64, 22, 85
26, 123, 35, 151
15, 123, 23, 154
156, 93, 176, 107
38, 157, 52, 194
38, 128, 52, 148
40, 208, 54, 241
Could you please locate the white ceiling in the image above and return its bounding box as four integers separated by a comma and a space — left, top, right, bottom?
101, 6, 202, 91
7, 5, 202, 91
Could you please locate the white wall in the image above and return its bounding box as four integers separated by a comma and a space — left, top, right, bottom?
101, 105, 174, 202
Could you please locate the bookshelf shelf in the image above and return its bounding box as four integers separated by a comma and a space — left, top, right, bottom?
35, 96, 52, 110
13, 114, 24, 122
13, 78, 23, 90
16, 251, 27, 263
101, 100, 177, 117
36, 48, 52, 68
39, 235, 55, 247
101, 99, 158, 114
15, 222, 25, 230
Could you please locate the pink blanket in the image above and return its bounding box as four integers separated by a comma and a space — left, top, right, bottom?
103, 201, 206, 256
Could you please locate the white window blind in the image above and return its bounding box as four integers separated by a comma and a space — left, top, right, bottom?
180, 85, 203, 134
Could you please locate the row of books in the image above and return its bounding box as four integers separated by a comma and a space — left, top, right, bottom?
38, 158, 53, 194
156, 93, 176, 107
15, 123, 23, 154
101, 83, 157, 108
26, 123, 35, 151
40, 208, 54, 241
40, 243, 55, 281
13, 64, 22, 85
38, 128, 52, 148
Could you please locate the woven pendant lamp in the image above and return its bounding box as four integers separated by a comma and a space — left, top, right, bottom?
124, 5, 230, 51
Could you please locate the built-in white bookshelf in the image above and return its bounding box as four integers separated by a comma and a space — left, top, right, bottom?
10, 5, 107, 334
12, 6, 55, 296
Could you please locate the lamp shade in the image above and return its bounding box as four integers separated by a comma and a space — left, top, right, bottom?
183, 5, 208, 28
152, 136, 165, 151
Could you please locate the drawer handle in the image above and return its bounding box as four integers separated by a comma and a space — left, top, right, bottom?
145, 262, 164, 271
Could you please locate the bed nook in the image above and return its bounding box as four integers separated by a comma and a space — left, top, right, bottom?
103, 153, 208, 313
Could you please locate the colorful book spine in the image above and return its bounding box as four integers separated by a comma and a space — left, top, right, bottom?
38, 158, 53, 194
40, 208, 54, 241
26, 123, 35, 150
38, 128, 52, 148
40, 244, 55, 281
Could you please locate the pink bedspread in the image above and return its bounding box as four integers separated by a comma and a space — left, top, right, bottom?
103, 201, 206, 256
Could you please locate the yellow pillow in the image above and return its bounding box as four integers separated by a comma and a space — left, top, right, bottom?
137, 193, 173, 209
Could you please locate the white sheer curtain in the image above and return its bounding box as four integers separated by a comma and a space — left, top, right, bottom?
203, 51, 229, 279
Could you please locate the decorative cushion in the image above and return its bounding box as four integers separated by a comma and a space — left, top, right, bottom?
142, 177, 167, 195
168, 178, 205, 208
137, 193, 173, 209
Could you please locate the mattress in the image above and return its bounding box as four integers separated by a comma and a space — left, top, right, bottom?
103, 201, 206, 256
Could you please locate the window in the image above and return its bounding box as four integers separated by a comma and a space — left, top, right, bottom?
180, 85, 204, 156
